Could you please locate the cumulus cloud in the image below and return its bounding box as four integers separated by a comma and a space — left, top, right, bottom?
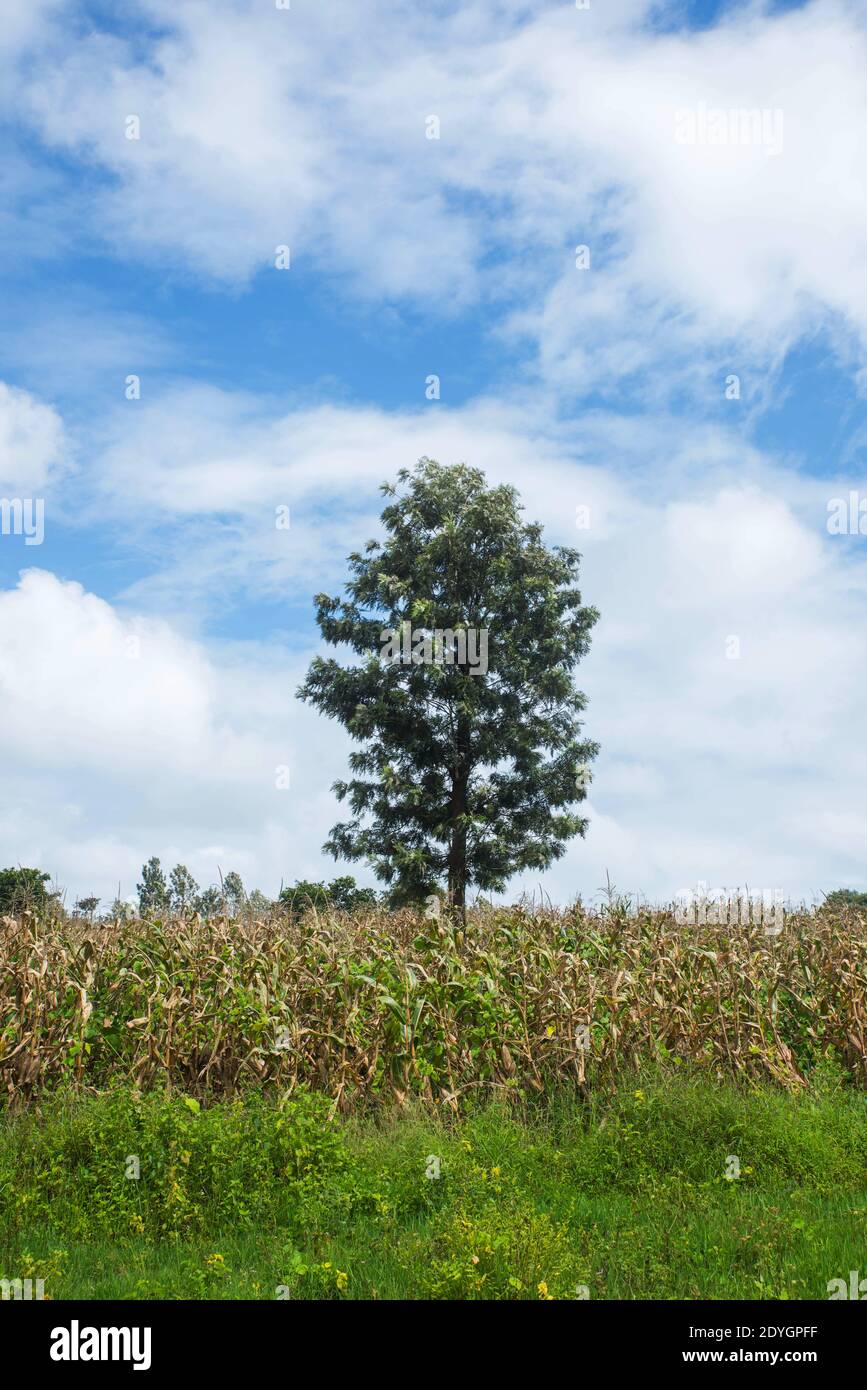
0, 568, 357, 900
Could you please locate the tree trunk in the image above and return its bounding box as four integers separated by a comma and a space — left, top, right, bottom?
448, 718, 470, 923
447, 797, 467, 919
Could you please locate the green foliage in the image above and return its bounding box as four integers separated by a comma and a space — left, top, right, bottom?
328, 875, 378, 911
74, 896, 100, 919
299, 459, 598, 910
222, 871, 246, 916
0, 1090, 346, 1242
278, 880, 329, 914
169, 864, 199, 911
195, 886, 222, 918
107, 895, 136, 921
0, 867, 55, 915
1, 1076, 865, 1300
137, 857, 169, 915
278, 875, 378, 917
825, 888, 867, 910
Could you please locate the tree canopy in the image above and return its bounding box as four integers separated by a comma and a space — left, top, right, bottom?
0, 867, 55, 915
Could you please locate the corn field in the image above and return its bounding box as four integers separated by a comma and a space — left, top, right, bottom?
1, 903, 865, 1108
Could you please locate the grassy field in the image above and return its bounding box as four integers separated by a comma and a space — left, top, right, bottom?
1, 1072, 865, 1299
2, 902, 865, 1299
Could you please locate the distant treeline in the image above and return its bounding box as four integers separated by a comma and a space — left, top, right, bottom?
0, 862, 380, 920
1, 864, 866, 921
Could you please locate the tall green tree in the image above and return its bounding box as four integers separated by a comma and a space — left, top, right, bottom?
222, 871, 246, 916
298, 459, 599, 913
169, 864, 199, 912
137, 857, 169, 915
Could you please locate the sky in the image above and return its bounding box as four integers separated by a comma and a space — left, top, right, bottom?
1, 0, 866, 910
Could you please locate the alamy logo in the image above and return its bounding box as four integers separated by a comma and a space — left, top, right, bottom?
675, 883, 785, 934
0, 497, 44, 545
827, 492, 867, 535
827, 1271, 867, 1299
50, 1320, 152, 1370
1, 1277, 45, 1300
380, 620, 489, 675
675, 103, 784, 155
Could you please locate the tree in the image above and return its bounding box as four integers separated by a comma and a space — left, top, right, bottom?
222, 871, 246, 916
195, 886, 222, 918
328, 875, 378, 912
137, 857, 169, 915
169, 864, 199, 912
75, 895, 100, 920
298, 459, 599, 914
279, 879, 330, 916
825, 888, 867, 910
0, 867, 55, 915
277, 875, 378, 918
107, 895, 136, 921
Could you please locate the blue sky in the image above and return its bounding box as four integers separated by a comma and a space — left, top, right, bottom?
1, 0, 866, 909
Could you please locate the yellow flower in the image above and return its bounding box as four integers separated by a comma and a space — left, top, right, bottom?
336, 1270, 348, 1290
537, 1281, 553, 1300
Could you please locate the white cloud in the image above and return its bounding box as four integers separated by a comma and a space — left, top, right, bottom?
0, 567, 360, 900
0, 380, 67, 494
77, 385, 641, 618
662, 488, 826, 605
0, 569, 221, 772
9, 0, 867, 396
0, 0, 63, 66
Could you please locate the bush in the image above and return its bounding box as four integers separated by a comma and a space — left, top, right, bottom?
0, 1090, 347, 1241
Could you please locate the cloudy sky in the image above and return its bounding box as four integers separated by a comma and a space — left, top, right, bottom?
1, 0, 866, 909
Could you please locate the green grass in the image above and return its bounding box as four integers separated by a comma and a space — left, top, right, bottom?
2, 1070, 865, 1300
